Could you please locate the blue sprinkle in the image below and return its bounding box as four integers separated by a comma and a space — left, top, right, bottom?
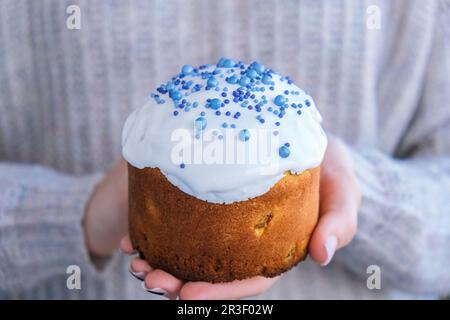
246, 69, 258, 79
275, 122, 280, 126
222, 58, 236, 68
222, 122, 228, 128
170, 90, 182, 101
259, 118, 265, 123
279, 145, 290, 158
215, 110, 221, 116
216, 57, 226, 67
274, 95, 286, 106
225, 111, 231, 116
210, 98, 222, 110
305, 99, 311, 107
157, 86, 167, 94
221, 92, 227, 97
217, 58, 235, 68
180, 163, 186, 169
195, 117, 207, 130
224, 99, 230, 104
193, 102, 199, 108
181, 65, 194, 75
173, 110, 179, 116
251, 62, 265, 74
234, 112, 241, 119
166, 81, 175, 91
231, 124, 236, 128
239, 76, 250, 87
284, 143, 290, 147
200, 111, 206, 116
261, 75, 272, 85
284, 90, 289, 95
297, 110, 302, 115
239, 129, 250, 142
226, 75, 238, 84
207, 77, 218, 88
269, 86, 274, 91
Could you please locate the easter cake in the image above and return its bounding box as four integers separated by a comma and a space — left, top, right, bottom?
122, 58, 327, 282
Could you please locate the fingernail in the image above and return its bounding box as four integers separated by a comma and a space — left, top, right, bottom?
321, 235, 338, 266
129, 267, 146, 281
119, 247, 137, 255
141, 281, 168, 296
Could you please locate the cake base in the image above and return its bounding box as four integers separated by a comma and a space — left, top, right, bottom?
128, 164, 320, 283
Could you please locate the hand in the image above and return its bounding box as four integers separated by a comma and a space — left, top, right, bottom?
308, 137, 361, 265
83, 158, 129, 257
120, 235, 280, 300
120, 137, 361, 299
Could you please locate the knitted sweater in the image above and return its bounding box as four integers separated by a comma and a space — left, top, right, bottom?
0, 0, 449, 299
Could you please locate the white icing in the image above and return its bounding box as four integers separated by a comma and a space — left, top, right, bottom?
122, 62, 327, 204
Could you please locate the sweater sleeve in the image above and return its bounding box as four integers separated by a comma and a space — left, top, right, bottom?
0, 163, 105, 293
334, 2, 450, 296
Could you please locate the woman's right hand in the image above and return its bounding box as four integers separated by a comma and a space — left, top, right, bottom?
120, 236, 281, 300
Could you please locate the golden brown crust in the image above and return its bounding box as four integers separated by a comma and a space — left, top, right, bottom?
128, 164, 320, 282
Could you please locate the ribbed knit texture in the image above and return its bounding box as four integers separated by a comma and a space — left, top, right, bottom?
0, 0, 449, 299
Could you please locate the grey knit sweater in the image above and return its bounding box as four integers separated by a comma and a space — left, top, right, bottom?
0, 0, 449, 300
